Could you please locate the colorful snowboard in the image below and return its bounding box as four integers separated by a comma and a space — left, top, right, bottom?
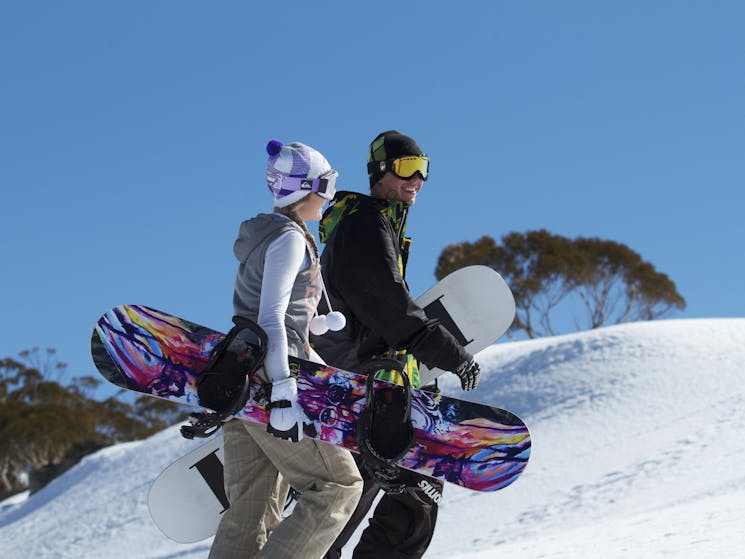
90, 266, 529, 541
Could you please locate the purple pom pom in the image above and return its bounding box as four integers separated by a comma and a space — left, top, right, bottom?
266, 139, 283, 156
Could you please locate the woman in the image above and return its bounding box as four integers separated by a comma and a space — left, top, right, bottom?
208, 140, 362, 559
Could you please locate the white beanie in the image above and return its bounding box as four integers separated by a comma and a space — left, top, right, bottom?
266, 139, 333, 208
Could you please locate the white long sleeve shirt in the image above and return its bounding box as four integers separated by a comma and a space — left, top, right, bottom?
257, 229, 313, 382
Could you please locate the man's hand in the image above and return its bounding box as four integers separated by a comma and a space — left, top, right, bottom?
267, 377, 313, 442
453, 359, 481, 392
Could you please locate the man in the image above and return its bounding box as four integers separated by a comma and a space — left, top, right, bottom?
312, 130, 481, 558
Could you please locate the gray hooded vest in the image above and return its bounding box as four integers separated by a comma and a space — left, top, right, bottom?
232, 213, 322, 359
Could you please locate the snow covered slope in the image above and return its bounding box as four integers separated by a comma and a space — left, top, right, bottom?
1, 318, 744, 558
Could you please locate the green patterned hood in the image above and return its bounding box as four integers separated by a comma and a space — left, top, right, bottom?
319, 191, 409, 245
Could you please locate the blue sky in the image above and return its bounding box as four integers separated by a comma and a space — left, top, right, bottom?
1, 2, 743, 390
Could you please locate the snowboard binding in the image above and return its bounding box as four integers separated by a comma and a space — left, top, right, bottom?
356, 358, 415, 493
181, 316, 267, 439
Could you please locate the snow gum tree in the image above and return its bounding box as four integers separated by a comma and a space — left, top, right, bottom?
436, 230, 685, 338
0, 349, 186, 498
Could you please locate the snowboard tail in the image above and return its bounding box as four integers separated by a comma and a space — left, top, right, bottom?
93, 305, 220, 403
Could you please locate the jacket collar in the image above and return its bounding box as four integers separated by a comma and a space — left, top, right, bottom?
319, 191, 409, 243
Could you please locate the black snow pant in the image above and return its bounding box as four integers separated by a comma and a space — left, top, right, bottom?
323, 456, 443, 559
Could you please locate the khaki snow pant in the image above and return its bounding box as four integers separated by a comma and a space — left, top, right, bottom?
208, 419, 362, 559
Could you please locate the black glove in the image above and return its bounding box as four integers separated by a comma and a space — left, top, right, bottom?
453, 359, 480, 391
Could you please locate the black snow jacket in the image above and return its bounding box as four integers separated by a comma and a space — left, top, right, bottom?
311, 191, 470, 386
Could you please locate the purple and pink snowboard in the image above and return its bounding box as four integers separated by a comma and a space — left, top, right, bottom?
91, 304, 530, 493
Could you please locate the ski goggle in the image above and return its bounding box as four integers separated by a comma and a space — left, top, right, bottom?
367, 156, 429, 181
267, 169, 338, 201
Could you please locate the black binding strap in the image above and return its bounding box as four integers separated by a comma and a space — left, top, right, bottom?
181, 316, 268, 439
356, 358, 415, 493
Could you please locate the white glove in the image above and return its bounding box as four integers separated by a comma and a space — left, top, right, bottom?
267, 377, 313, 442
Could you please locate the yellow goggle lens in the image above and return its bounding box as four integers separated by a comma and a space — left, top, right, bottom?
390, 156, 429, 180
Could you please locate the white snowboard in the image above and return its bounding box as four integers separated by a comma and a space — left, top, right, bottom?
148, 265, 515, 543
417, 265, 515, 385
148, 436, 225, 543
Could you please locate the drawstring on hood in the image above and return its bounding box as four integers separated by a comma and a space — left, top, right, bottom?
310, 273, 346, 335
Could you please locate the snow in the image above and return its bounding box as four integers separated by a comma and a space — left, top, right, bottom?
2, 318, 744, 558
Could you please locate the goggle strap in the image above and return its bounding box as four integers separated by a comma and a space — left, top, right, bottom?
270, 171, 338, 196
367, 161, 388, 174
